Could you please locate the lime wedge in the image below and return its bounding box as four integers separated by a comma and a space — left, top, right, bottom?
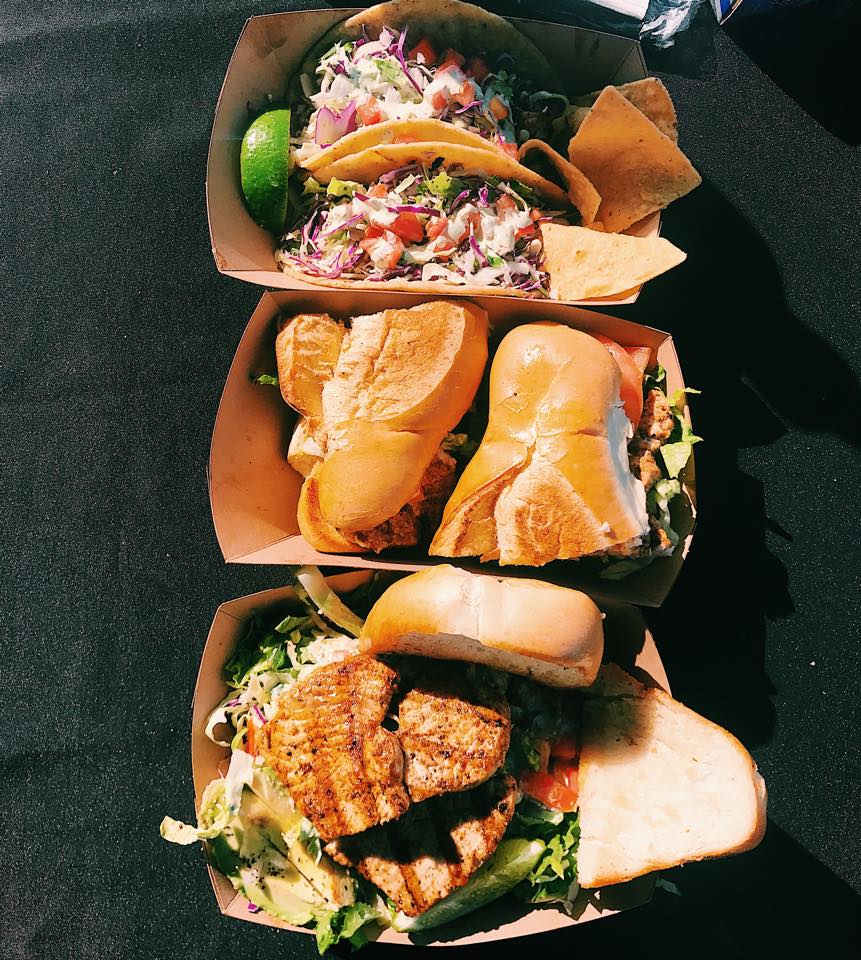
240, 108, 292, 233
392, 838, 545, 933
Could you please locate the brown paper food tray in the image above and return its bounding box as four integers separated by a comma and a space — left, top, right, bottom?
191, 572, 668, 946
206, 8, 661, 306
208, 289, 696, 607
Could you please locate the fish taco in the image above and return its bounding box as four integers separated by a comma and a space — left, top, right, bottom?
276, 143, 684, 300
290, 0, 567, 170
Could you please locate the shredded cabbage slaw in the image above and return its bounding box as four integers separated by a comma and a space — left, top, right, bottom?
294, 26, 518, 162
278, 166, 557, 294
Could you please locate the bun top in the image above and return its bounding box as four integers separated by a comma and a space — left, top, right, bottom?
360, 565, 604, 688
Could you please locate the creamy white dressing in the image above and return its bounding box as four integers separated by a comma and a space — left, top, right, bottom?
299, 37, 510, 152
606, 403, 649, 538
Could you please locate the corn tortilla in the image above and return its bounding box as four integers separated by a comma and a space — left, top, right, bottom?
517, 139, 600, 225
301, 120, 502, 174
313, 142, 571, 208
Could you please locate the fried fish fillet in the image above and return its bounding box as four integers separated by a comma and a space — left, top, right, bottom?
326, 775, 518, 916
398, 668, 511, 802
261, 655, 409, 841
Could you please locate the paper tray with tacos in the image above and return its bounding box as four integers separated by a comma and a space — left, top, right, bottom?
212, 2, 703, 304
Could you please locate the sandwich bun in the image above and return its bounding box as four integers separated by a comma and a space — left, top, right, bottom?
360, 565, 604, 688
430, 322, 649, 566
278, 302, 488, 552
577, 664, 768, 887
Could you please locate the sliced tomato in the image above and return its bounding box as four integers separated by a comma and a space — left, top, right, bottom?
408, 37, 437, 65
495, 193, 518, 217
515, 223, 536, 241
451, 79, 477, 107
625, 346, 652, 378
549, 758, 579, 797
500, 141, 518, 159
367, 183, 388, 198
389, 211, 424, 243
520, 770, 579, 812
431, 89, 449, 111
356, 96, 383, 126
465, 55, 489, 83
426, 216, 449, 240
439, 47, 465, 68
488, 95, 509, 121
360, 231, 404, 270
551, 734, 579, 760
592, 333, 645, 428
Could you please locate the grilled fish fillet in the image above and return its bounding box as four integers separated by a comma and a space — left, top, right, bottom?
398, 668, 511, 802
326, 775, 518, 916
261, 656, 409, 842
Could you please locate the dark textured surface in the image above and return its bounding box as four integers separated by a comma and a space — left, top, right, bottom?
1, 2, 859, 958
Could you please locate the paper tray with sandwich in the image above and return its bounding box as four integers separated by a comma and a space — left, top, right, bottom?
162, 566, 766, 952
216, 1, 702, 303
239, 297, 697, 585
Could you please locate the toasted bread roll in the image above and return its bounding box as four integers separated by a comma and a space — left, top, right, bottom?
577, 665, 767, 888
360, 565, 604, 688
275, 313, 345, 428
278, 301, 489, 553
430, 322, 648, 566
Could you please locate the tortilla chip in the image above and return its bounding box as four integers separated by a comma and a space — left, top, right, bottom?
569, 79, 678, 143
540, 222, 686, 300
301, 120, 501, 173
314, 142, 570, 208
567, 87, 701, 233
517, 139, 600, 225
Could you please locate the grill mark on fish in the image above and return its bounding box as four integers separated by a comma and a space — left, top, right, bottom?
326, 776, 517, 916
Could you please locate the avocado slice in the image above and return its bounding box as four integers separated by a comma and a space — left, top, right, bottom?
287, 835, 356, 908
248, 767, 356, 907
239, 866, 320, 926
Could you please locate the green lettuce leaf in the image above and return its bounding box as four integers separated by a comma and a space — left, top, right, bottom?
315, 901, 382, 953
660, 441, 695, 479
660, 387, 702, 479
513, 810, 580, 904
160, 778, 231, 845
253, 373, 279, 386
372, 58, 405, 86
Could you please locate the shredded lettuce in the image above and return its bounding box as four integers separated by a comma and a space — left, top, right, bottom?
660, 387, 703, 479
510, 803, 580, 905
253, 372, 279, 386
160, 778, 231, 845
